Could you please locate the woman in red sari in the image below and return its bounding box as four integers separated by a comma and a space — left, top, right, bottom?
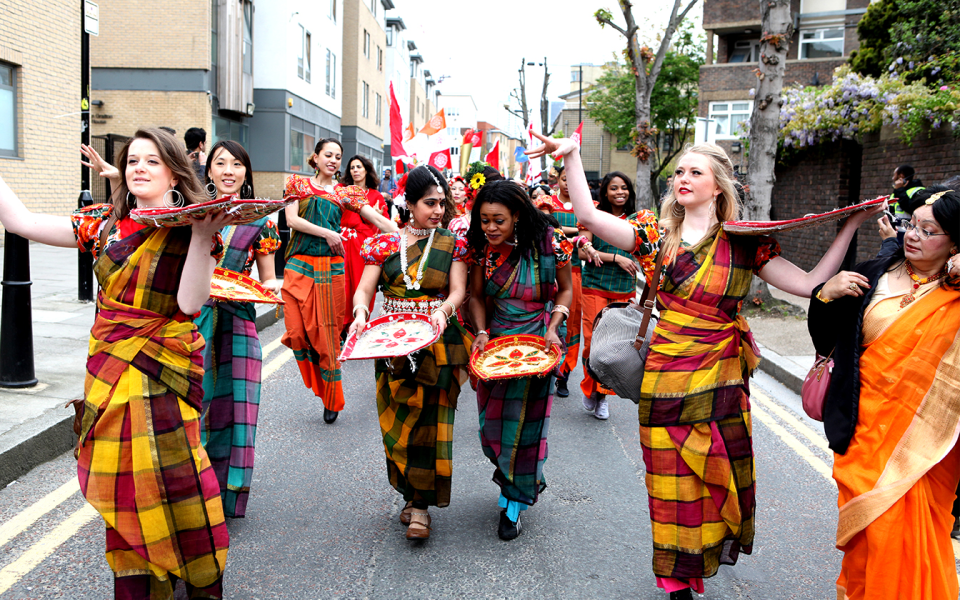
338, 154, 390, 325
0, 129, 232, 598
528, 132, 880, 599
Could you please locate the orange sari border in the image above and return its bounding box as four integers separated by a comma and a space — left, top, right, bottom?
836, 286, 960, 546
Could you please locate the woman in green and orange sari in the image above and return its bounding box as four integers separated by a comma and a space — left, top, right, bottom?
529, 133, 879, 599
810, 186, 960, 600
0, 128, 232, 598
348, 165, 471, 541
281, 138, 394, 424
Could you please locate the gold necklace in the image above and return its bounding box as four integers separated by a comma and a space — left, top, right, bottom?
900, 261, 946, 308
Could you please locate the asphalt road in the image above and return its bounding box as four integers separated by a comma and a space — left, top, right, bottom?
0, 320, 954, 599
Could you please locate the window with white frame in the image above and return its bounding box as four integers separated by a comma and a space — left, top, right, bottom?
362, 81, 369, 118
708, 101, 751, 139
297, 25, 305, 79
370, 0, 376, 17
364, 30, 370, 59
0, 63, 17, 157
326, 50, 336, 98
377, 46, 383, 71
304, 32, 311, 82
329, 0, 336, 22
446, 107, 459, 118
242, 2, 253, 75
375, 93, 382, 126
729, 39, 760, 63
386, 26, 393, 47
800, 28, 843, 59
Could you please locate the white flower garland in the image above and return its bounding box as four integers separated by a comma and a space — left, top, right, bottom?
400, 226, 435, 290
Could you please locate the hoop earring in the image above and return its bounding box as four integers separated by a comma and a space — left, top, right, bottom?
241, 181, 252, 198
126, 192, 138, 209
163, 188, 185, 208
205, 182, 218, 199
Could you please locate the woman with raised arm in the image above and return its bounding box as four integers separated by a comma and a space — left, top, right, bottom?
466, 180, 573, 541
577, 171, 640, 421
527, 132, 880, 599
338, 155, 390, 328
281, 139, 395, 425
193, 140, 280, 518
23, 128, 231, 597
348, 165, 471, 541
549, 165, 582, 399
810, 187, 960, 600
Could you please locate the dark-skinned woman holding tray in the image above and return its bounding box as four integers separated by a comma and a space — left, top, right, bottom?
527, 131, 880, 599
466, 179, 574, 542
347, 165, 472, 542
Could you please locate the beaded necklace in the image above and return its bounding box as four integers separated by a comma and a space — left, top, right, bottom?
900, 261, 946, 308
400, 225, 435, 290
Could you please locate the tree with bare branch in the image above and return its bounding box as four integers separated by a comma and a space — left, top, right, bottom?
595, 0, 700, 210
506, 58, 557, 173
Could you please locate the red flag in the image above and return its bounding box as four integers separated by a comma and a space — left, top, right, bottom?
428, 148, 452, 171
485, 140, 500, 171
571, 122, 584, 147
420, 109, 446, 136
388, 83, 408, 159
527, 123, 534, 146
470, 129, 485, 148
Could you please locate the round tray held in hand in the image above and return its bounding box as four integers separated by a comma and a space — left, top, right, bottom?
723, 195, 887, 235
130, 196, 293, 227
210, 267, 283, 304
338, 312, 441, 362
469, 334, 562, 381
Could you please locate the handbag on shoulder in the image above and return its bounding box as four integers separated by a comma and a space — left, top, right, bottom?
585, 250, 665, 404
801, 350, 834, 421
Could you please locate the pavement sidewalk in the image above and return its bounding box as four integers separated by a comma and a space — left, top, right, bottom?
0, 243, 280, 489
749, 286, 817, 395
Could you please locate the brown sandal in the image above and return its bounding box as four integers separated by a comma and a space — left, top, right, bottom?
406, 510, 431, 540
399, 501, 414, 525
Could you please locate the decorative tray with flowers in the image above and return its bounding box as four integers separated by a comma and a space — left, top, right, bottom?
131, 196, 292, 227
210, 267, 283, 304
469, 334, 562, 381
338, 312, 441, 361
723, 196, 887, 235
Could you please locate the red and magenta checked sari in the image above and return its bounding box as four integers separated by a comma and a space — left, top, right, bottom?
72, 204, 228, 598
628, 212, 779, 592
472, 229, 572, 506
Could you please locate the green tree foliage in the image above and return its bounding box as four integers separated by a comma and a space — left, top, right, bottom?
851, 0, 960, 85
588, 26, 703, 187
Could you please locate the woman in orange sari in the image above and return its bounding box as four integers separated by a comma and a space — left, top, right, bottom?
810, 186, 960, 600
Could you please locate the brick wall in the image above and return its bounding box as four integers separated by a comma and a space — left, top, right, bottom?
0, 0, 81, 216
253, 171, 288, 201
91, 0, 209, 70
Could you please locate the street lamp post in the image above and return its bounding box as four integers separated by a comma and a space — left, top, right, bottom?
578, 64, 583, 126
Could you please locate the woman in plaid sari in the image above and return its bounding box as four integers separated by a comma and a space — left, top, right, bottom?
281, 139, 394, 424
529, 133, 880, 599
578, 171, 641, 420
0, 128, 233, 598
348, 166, 471, 541
195, 141, 281, 518
466, 180, 574, 541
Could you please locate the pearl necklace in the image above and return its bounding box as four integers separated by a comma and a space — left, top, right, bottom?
406, 224, 430, 236
401, 225, 435, 290
900, 261, 946, 308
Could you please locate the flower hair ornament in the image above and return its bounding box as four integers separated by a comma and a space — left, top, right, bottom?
392, 172, 410, 209
463, 161, 491, 205
926, 190, 955, 205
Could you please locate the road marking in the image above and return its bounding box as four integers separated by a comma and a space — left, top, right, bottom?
0, 479, 79, 549
752, 404, 836, 487
0, 504, 98, 593
261, 336, 284, 361
262, 348, 293, 380
752, 389, 830, 453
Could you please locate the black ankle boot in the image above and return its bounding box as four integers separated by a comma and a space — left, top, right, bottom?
555, 376, 569, 397
497, 509, 521, 541
669, 589, 693, 600
323, 408, 339, 424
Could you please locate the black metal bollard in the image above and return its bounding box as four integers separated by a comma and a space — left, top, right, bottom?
0, 231, 38, 388
78, 190, 94, 302
274, 209, 290, 278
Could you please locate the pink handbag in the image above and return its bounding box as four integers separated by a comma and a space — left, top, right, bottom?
801, 351, 834, 421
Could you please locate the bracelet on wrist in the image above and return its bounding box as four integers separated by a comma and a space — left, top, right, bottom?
352, 305, 370, 318
476, 329, 489, 337
815, 289, 833, 304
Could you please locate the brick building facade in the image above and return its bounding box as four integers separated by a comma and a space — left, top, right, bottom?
0, 0, 82, 216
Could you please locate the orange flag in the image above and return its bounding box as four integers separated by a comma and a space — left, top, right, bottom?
403, 122, 415, 143
420, 109, 446, 136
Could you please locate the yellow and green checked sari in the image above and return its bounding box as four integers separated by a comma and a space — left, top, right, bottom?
72, 205, 228, 598
629, 217, 779, 587
361, 229, 471, 507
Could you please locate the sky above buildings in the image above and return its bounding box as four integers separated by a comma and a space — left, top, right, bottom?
392, 0, 704, 134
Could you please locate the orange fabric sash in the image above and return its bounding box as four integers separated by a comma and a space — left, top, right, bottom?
835, 286, 960, 546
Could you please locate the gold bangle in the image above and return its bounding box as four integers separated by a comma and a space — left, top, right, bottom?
815, 289, 832, 304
